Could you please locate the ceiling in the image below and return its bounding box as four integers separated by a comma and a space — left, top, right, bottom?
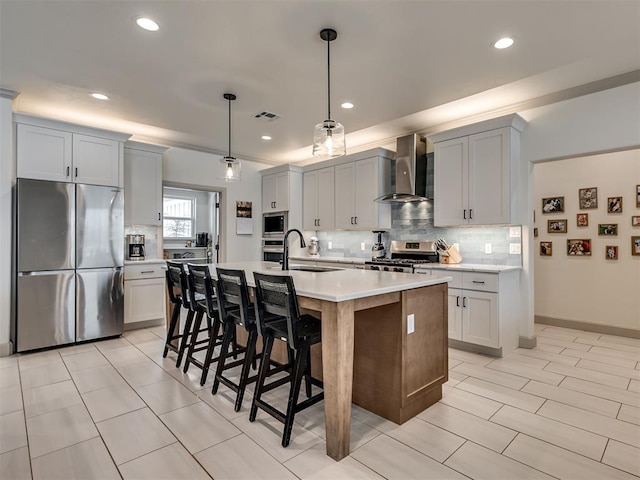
1, 1, 639, 166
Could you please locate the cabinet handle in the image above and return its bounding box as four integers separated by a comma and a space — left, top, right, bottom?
463, 209, 467, 219
75, 167, 78, 177
141, 270, 155, 274
158, 213, 161, 221
469, 209, 473, 219
456, 296, 460, 307
463, 297, 467, 308
66, 166, 70, 177
354, 216, 358, 224
472, 280, 485, 284
317, 219, 320, 227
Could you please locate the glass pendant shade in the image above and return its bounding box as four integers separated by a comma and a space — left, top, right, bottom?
313, 119, 345, 159
220, 156, 241, 182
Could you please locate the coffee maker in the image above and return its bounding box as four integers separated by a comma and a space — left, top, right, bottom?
371, 231, 386, 260
196, 232, 209, 247
127, 234, 146, 261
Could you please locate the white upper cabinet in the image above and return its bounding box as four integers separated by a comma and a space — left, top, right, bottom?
333, 153, 391, 231
303, 167, 334, 230
431, 114, 525, 227
15, 115, 130, 187
124, 142, 166, 226
263, 171, 290, 212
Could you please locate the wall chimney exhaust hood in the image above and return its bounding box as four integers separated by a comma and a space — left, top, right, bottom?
375, 134, 433, 203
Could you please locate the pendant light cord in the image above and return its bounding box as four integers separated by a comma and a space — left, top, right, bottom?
326, 36, 331, 121
227, 97, 232, 158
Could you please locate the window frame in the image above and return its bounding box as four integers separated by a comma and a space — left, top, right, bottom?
162, 194, 197, 240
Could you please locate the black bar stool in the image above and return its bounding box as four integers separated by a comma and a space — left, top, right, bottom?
164, 260, 195, 368
251, 272, 324, 448
212, 268, 289, 412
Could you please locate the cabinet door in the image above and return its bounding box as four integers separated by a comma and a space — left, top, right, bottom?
448, 288, 463, 340
316, 167, 335, 229
462, 290, 498, 348
303, 170, 319, 230
468, 128, 510, 225
353, 157, 378, 229
434, 137, 468, 226
124, 277, 166, 324
73, 134, 120, 187
274, 172, 290, 211
262, 174, 276, 211
124, 149, 163, 225
334, 162, 356, 229
16, 124, 72, 182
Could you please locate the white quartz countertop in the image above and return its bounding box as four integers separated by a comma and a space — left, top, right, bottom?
207, 261, 451, 302
124, 259, 166, 265
414, 263, 521, 273
288, 255, 366, 264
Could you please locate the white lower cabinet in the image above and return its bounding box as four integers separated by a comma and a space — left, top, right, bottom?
415, 267, 519, 355
124, 263, 166, 326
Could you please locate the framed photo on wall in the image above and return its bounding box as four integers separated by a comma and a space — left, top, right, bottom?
598, 224, 618, 236
632, 236, 640, 256
567, 239, 591, 256
577, 213, 588, 227
606, 246, 618, 260
632, 216, 640, 227
636, 185, 640, 208
547, 219, 567, 233
542, 196, 565, 213
607, 196, 623, 213
578, 187, 598, 209
540, 241, 552, 256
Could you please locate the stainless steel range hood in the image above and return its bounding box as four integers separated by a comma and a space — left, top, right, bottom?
375, 134, 433, 203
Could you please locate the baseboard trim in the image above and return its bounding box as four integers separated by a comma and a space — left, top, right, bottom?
535, 315, 640, 339
519, 335, 537, 349
448, 339, 503, 357
124, 319, 164, 331
0, 341, 13, 357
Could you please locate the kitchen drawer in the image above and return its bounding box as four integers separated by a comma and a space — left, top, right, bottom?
462, 272, 498, 293
443, 270, 463, 288
124, 263, 166, 280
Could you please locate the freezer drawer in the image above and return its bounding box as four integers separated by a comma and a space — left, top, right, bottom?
17, 271, 75, 352
76, 268, 124, 341
76, 184, 124, 269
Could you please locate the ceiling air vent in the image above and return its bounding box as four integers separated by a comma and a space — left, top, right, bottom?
254, 111, 282, 121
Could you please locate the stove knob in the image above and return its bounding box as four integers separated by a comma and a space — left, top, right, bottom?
383, 267, 389, 272
371, 266, 379, 271
393, 267, 403, 272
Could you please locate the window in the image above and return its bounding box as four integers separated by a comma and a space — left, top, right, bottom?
163, 196, 195, 239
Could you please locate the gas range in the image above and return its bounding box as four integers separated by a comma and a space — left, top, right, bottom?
364, 241, 439, 273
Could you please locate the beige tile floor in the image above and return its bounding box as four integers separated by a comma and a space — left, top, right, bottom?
1, 323, 639, 479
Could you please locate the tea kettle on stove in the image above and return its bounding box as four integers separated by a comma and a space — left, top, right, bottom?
371, 231, 386, 260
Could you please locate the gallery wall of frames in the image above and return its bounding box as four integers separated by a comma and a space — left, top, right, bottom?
536, 184, 640, 259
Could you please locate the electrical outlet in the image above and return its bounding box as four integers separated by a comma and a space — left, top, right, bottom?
327, 241, 332, 249
509, 243, 521, 254
407, 314, 415, 334
485, 243, 492, 254
509, 227, 522, 238
361, 242, 366, 251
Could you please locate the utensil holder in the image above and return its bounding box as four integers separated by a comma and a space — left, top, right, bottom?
440, 246, 462, 264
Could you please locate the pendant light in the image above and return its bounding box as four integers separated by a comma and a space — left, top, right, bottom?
313, 28, 346, 159
220, 93, 241, 182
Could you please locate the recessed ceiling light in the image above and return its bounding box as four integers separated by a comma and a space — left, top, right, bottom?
136, 17, 159, 31
261, 135, 272, 141
493, 37, 514, 49
91, 93, 109, 100
341, 102, 354, 109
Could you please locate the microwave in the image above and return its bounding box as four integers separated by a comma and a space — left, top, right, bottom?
263, 212, 287, 237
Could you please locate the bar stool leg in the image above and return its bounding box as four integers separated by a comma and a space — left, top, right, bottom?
176, 309, 195, 368
199, 314, 222, 386
211, 321, 234, 394
282, 344, 309, 448
250, 334, 274, 422
163, 302, 181, 358
183, 310, 204, 373
234, 329, 258, 412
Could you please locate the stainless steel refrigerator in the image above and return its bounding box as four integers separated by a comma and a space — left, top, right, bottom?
15, 179, 124, 352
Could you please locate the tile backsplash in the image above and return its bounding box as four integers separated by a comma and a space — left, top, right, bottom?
311, 202, 522, 266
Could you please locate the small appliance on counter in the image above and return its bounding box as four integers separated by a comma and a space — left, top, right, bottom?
127, 234, 146, 261
371, 231, 386, 260
196, 232, 209, 247
308, 236, 319, 256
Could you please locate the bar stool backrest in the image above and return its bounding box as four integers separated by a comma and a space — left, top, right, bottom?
253, 273, 302, 350
216, 268, 253, 329
186, 264, 217, 317
166, 260, 186, 307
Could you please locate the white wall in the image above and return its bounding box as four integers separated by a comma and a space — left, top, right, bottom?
0, 96, 13, 355
533, 149, 640, 331
163, 147, 269, 262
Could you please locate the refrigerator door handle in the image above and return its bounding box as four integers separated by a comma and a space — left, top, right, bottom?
18, 269, 74, 277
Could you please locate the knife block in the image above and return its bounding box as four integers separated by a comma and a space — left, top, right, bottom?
440, 246, 462, 264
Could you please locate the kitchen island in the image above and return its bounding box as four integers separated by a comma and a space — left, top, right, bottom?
202, 261, 452, 461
